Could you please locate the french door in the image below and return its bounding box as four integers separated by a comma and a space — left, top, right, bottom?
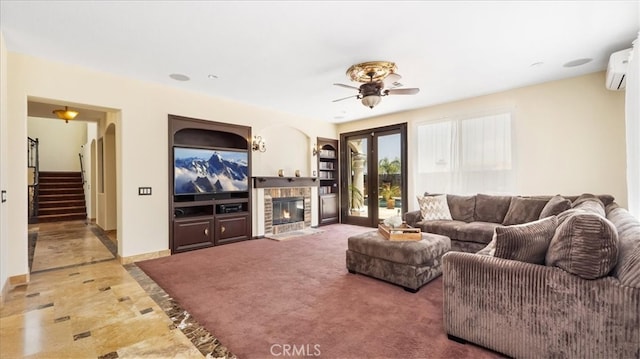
340, 123, 407, 227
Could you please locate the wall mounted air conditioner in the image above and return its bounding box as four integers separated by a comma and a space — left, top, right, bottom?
606, 48, 632, 90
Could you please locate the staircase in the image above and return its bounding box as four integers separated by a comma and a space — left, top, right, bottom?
37, 171, 87, 222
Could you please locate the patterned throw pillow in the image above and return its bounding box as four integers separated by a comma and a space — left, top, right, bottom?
417, 194, 452, 221
494, 216, 559, 264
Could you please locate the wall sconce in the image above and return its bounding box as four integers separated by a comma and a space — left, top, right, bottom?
252, 135, 266, 152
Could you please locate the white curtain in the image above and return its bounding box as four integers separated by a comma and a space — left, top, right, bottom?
416, 112, 514, 196
626, 33, 640, 218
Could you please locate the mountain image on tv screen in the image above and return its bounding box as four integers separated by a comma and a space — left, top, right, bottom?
174, 147, 249, 195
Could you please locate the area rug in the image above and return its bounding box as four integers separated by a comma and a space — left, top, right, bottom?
264, 227, 324, 241
137, 224, 503, 359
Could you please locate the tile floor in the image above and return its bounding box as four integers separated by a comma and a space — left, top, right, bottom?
0, 220, 223, 358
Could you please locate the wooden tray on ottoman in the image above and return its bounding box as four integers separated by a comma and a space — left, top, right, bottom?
378, 224, 422, 241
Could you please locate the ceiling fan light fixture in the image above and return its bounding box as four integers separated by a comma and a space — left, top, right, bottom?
347, 61, 397, 83
361, 95, 381, 109
52, 106, 79, 123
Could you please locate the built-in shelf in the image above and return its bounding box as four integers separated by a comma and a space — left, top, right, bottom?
169, 115, 252, 254
317, 137, 339, 225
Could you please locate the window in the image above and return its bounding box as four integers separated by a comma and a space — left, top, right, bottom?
416, 112, 513, 195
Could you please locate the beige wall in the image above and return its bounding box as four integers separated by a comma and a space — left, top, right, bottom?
3, 49, 337, 279
253, 124, 316, 177
2, 41, 627, 284
27, 117, 88, 171
338, 72, 628, 211
1, 32, 9, 297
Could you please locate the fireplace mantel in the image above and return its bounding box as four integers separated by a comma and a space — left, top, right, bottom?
253, 176, 319, 189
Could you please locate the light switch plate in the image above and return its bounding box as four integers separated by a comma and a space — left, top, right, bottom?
1, 190, 6, 203
138, 187, 152, 195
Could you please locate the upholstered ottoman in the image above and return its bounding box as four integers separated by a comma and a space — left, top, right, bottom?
346, 231, 451, 292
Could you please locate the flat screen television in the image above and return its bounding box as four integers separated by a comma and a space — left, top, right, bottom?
174, 146, 249, 195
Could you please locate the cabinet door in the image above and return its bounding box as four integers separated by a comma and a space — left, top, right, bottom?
173, 218, 214, 252
320, 193, 339, 224
215, 214, 250, 245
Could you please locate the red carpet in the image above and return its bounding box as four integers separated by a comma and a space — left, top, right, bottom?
137, 224, 502, 358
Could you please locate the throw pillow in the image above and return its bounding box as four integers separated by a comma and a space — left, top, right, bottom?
417, 194, 452, 221
474, 194, 512, 223
545, 212, 619, 279
607, 205, 640, 288
539, 195, 572, 219
494, 216, 558, 264
446, 194, 476, 222
476, 234, 497, 256
502, 197, 549, 225
572, 196, 606, 217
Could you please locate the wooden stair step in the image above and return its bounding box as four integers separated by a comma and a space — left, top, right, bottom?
38, 200, 86, 208
38, 206, 87, 216
39, 182, 83, 187
39, 188, 84, 195
38, 213, 87, 222
39, 194, 85, 201
39, 171, 82, 178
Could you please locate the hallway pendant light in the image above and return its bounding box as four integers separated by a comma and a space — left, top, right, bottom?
52, 106, 79, 123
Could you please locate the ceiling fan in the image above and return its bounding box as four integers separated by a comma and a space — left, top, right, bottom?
333, 61, 420, 108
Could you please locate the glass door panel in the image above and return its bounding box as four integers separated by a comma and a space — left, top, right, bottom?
345, 137, 370, 224
377, 133, 402, 221
340, 123, 406, 227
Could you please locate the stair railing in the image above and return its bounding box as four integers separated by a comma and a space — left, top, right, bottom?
28, 137, 40, 223
79, 151, 86, 185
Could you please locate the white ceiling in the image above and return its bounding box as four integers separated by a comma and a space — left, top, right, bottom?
1, 1, 638, 123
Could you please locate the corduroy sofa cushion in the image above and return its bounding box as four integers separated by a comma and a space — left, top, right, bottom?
494, 216, 558, 264
572, 195, 606, 216
606, 204, 640, 288
546, 212, 618, 279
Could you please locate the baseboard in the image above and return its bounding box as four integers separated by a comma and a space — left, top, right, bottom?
119, 249, 171, 265
1, 273, 30, 306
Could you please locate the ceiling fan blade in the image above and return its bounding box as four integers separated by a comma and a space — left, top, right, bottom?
333, 83, 360, 90
383, 73, 402, 87
332, 94, 358, 102
386, 88, 420, 95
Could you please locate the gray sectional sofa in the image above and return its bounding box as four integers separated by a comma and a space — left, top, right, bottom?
404, 193, 612, 253
406, 193, 640, 358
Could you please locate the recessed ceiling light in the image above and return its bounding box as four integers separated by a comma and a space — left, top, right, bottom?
563, 58, 593, 68
169, 73, 190, 81
207, 74, 218, 79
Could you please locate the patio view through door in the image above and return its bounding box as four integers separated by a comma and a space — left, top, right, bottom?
340, 123, 407, 227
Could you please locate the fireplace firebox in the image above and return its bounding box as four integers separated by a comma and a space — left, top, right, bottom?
272, 197, 304, 225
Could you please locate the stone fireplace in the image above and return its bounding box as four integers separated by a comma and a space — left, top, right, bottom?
264, 188, 311, 234
272, 197, 304, 225
253, 176, 318, 236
